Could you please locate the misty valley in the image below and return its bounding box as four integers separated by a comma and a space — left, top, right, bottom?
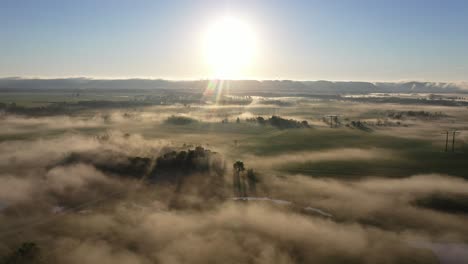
0, 80, 468, 264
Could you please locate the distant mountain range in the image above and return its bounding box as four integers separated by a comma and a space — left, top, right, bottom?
0, 78, 467, 94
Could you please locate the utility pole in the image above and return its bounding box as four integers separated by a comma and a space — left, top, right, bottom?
442, 131, 449, 152
442, 130, 461, 152
326, 115, 338, 128
452, 131, 460, 152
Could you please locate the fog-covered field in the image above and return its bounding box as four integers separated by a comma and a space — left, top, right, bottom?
1, 89, 468, 264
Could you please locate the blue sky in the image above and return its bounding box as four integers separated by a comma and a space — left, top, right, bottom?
1, 0, 467, 81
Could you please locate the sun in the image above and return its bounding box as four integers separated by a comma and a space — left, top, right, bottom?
203, 16, 257, 79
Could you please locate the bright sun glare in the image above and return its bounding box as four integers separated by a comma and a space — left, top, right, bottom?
203, 16, 257, 79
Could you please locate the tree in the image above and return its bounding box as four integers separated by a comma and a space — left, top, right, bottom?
233, 161, 245, 172
2, 242, 41, 264
233, 161, 245, 196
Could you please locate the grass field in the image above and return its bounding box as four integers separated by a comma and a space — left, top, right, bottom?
2, 93, 467, 180
1, 91, 467, 264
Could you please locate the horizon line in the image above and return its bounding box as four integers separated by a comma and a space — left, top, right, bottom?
1, 76, 467, 84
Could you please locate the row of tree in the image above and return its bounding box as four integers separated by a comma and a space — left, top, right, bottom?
244, 115, 310, 129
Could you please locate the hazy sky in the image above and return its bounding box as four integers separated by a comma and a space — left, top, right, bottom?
1, 0, 468, 81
